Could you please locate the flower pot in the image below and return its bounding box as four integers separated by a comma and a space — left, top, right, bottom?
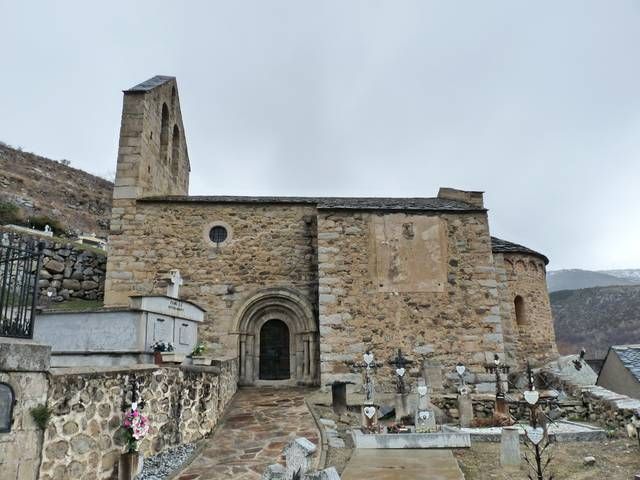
160, 352, 185, 364
118, 451, 143, 480
192, 356, 212, 366
153, 351, 163, 365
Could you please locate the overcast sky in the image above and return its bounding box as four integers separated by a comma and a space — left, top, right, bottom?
1, 1, 639, 271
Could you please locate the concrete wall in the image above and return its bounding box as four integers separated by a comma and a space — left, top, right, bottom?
316, 209, 504, 389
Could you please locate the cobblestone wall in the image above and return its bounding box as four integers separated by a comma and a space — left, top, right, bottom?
38, 359, 237, 480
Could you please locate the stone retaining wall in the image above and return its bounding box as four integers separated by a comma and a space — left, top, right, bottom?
38, 358, 238, 480
1, 228, 107, 303
539, 356, 640, 431
540, 368, 640, 431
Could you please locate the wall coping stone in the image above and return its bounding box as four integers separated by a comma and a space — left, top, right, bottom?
49, 364, 160, 376
0, 338, 51, 372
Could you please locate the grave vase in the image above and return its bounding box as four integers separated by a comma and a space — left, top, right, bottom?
118, 452, 143, 480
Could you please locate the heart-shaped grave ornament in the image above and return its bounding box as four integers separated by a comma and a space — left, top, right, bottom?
396, 368, 406, 377
417, 385, 428, 397
363, 353, 374, 365
419, 411, 430, 420
523, 390, 540, 406
526, 427, 544, 445
455, 365, 466, 376
363, 406, 376, 419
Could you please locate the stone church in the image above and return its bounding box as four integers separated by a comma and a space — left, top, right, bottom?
104, 76, 558, 388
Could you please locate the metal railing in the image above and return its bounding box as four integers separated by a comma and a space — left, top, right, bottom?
0, 234, 44, 339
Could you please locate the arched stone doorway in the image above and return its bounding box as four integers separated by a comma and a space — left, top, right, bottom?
235, 288, 319, 386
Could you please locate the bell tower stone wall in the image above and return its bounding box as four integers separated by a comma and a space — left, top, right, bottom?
105, 76, 190, 306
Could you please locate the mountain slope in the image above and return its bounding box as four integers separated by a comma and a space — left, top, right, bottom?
546, 269, 639, 292
551, 285, 640, 359
600, 269, 640, 282
0, 142, 113, 236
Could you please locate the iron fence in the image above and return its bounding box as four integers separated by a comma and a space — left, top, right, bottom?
0, 234, 44, 338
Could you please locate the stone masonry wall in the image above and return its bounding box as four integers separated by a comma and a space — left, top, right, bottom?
495, 252, 557, 367
317, 210, 504, 391
0, 370, 48, 480
105, 202, 318, 354
107, 78, 191, 309
0, 229, 107, 303
38, 359, 237, 480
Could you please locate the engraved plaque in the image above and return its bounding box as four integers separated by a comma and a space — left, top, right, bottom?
153, 317, 173, 343
0, 383, 14, 432
178, 323, 193, 345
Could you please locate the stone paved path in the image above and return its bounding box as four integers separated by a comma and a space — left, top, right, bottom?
176, 387, 320, 480
341, 450, 465, 480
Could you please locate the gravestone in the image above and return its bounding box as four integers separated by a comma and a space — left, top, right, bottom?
167, 269, 183, 299
500, 426, 521, 468
262, 437, 341, 480
362, 404, 378, 432
303, 467, 341, 480
458, 393, 473, 428
389, 349, 413, 421
455, 363, 473, 427
415, 379, 437, 433
284, 437, 317, 479
261, 464, 286, 480
328, 381, 353, 415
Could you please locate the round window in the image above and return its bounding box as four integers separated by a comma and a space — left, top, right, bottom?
209, 226, 228, 244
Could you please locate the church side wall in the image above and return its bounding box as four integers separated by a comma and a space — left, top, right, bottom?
495, 252, 558, 367
317, 210, 504, 390
104, 201, 318, 355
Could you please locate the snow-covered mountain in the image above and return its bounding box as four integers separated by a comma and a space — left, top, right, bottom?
546, 269, 640, 292
600, 269, 640, 281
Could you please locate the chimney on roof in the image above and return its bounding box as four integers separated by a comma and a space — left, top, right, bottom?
437, 187, 484, 208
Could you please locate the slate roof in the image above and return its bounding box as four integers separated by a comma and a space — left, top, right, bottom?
491, 236, 549, 264
125, 76, 175, 92
611, 345, 640, 383
138, 195, 486, 212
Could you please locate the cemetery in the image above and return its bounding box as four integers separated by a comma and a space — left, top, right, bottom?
1, 75, 640, 480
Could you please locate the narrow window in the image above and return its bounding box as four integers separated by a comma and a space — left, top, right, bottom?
160, 103, 170, 163
514, 295, 527, 325
171, 125, 180, 171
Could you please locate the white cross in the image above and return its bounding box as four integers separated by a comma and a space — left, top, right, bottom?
167, 269, 183, 298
